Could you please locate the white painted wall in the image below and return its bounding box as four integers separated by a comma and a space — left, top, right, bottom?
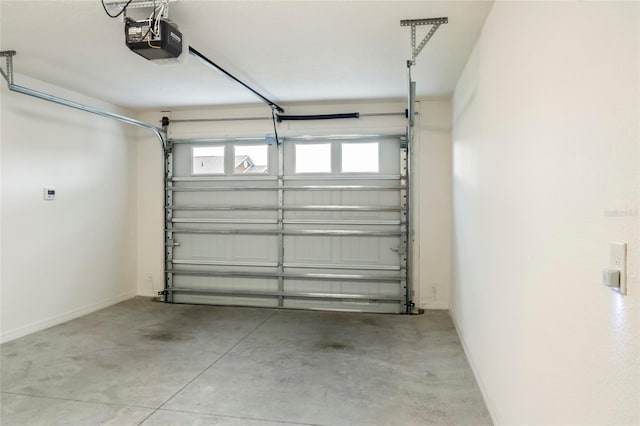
415, 101, 452, 309
0, 74, 139, 343
135, 100, 453, 310
451, 2, 639, 425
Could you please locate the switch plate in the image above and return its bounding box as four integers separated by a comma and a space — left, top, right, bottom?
609, 242, 627, 295
43, 188, 56, 200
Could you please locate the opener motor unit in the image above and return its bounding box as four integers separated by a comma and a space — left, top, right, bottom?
125, 19, 182, 60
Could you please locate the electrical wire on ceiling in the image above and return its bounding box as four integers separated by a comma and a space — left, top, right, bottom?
101, 0, 134, 18
144, 1, 162, 48
148, 1, 166, 45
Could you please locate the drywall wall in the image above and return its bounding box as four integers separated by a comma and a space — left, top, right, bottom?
451, 2, 639, 424
0, 74, 138, 343
416, 101, 452, 309
135, 100, 453, 310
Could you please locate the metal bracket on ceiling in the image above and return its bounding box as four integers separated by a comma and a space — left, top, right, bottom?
0, 50, 16, 85
400, 17, 448, 66
103, 0, 176, 21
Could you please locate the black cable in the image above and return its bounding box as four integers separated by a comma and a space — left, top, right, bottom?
277, 113, 359, 122
189, 46, 285, 113
271, 108, 280, 144
101, 0, 134, 18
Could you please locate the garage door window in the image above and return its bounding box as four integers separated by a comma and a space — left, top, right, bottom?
234, 145, 269, 174
295, 143, 331, 173
192, 146, 225, 175
341, 142, 379, 173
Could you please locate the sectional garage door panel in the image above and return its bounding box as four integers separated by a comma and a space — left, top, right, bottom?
165, 135, 408, 313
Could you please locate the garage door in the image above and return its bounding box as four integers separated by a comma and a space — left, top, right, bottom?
164, 133, 410, 313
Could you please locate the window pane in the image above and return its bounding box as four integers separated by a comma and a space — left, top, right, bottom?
193, 146, 225, 174
295, 143, 331, 173
234, 145, 269, 174
341, 142, 379, 173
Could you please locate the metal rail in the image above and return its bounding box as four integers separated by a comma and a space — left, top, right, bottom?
170, 218, 402, 226
171, 218, 277, 224
283, 175, 402, 181
168, 228, 403, 237
171, 176, 278, 182
0, 51, 166, 148
169, 205, 404, 212
171, 259, 400, 271
283, 262, 400, 271
168, 185, 405, 192
172, 259, 278, 267
165, 287, 403, 302
169, 269, 403, 282
9, 85, 166, 146
171, 137, 268, 144
168, 112, 405, 124
169, 134, 405, 144
170, 175, 402, 182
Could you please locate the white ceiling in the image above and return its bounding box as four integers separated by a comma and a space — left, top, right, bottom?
0, 0, 493, 110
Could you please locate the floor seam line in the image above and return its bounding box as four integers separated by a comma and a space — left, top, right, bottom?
156, 407, 325, 426
0, 390, 155, 410
136, 310, 279, 425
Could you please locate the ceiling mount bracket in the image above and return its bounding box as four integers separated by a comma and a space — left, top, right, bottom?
0, 50, 16, 85
400, 17, 448, 65
103, 0, 176, 21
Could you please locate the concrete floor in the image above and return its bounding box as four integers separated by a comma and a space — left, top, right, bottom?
0, 297, 492, 426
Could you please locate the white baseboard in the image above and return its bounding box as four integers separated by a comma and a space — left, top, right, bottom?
0, 291, 137, 344
420, 300, 449, 310
449, 307, 501, 425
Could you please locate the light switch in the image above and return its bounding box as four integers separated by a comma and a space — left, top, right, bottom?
608, 242, 627, 295
602, 269, 620, 288
43, 188, 56, 200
